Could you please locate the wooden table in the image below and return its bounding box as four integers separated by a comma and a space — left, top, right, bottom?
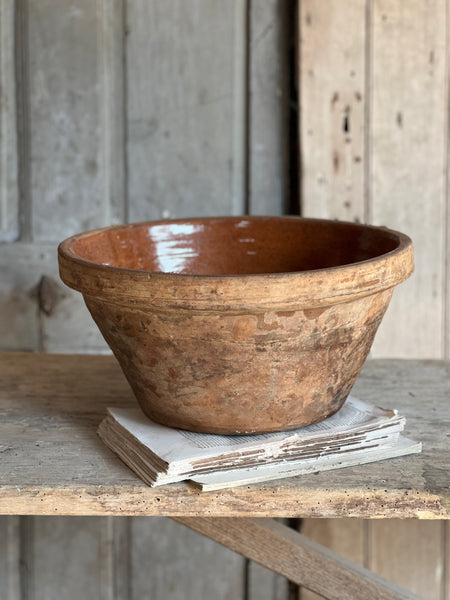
1, 353, 448, 600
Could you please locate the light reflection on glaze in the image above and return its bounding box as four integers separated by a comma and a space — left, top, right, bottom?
148, 223, 204, 274
235, 220, 250, 229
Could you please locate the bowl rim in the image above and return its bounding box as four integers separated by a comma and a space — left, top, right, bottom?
58, 215, 414, 311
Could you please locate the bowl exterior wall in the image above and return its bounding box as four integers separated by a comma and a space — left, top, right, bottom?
84, 288, 393, 434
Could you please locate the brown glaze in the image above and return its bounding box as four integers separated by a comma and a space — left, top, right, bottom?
58, 216, 414, 434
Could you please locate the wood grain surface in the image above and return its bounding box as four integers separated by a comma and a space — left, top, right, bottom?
0, 352, 448, 518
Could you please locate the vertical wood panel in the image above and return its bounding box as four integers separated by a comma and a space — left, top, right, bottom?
30, 517, 104, 600
369, 521, 444, 600
298, 6, 367, 598
14, 0, 32, 241
446, 0, 450, 364
445, 522, 449, 600
247, 562, 289, 600
369, 0, 447, 359
248, 0, 289, 215
98, 0, 127, 227
18, 516, 34, 600
126, 0, 246, 221
299, 0, 366, 222
299, 519, 366, 600
99, 517, 130, 600
247, 519, 290, 600
231, 0, 248, 216
28, 0, 125, 241
0, 517, 21, 600
0, 0, 19, 241
130, 517, 245, 600
6, 517, 130, 600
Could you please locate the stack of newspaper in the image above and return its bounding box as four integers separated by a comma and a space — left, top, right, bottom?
98, 396, 421, 491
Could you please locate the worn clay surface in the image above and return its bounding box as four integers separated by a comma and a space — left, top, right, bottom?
58, 216, 414, 433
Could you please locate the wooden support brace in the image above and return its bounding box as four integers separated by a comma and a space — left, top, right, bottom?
172, 518, 423, 600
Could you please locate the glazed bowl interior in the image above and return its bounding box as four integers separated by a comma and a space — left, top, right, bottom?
68, 217, 401, 276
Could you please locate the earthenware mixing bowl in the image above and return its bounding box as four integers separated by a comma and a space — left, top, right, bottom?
58, 216, 413, 434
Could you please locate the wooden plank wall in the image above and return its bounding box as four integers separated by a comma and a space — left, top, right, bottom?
0, 1, 289, 599
1, 0, 449, 598
298, 1, 449, 599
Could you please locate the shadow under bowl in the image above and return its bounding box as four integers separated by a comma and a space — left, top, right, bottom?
58, 216, 414, 434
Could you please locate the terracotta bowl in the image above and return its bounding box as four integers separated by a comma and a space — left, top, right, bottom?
58, 216, 413, 434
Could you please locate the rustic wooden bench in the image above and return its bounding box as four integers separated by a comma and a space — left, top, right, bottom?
1, 353, 448, 600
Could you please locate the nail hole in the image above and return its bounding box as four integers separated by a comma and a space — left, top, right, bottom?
342, 106, 351, 134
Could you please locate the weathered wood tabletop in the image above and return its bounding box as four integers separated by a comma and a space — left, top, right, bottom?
0, 352, 448, 518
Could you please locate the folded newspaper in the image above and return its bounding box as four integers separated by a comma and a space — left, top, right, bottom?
97, 396, 421, 491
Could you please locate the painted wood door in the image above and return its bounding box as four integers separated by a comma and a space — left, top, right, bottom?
0, 1, 290, 598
